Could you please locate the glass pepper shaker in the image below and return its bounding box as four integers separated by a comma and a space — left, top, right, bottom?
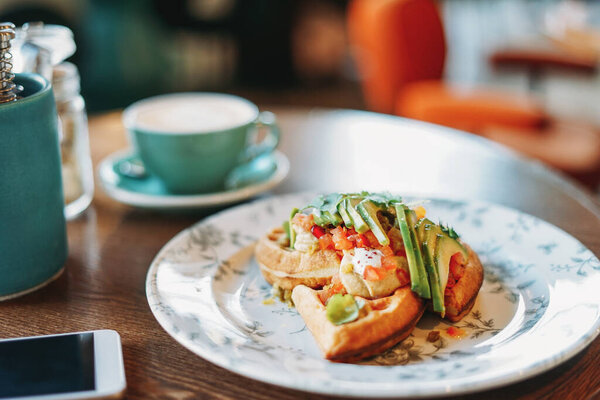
53, 61, 94, 219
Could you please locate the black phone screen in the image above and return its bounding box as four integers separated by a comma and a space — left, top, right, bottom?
0, 333, 95, 398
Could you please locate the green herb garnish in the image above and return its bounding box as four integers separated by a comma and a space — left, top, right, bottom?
440, 223, 460, 239
303, 192, 402, 228
362, 192, 403, 208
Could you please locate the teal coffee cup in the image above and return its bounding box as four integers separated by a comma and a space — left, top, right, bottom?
0, 73, 67, 299
123, 93, 280, 194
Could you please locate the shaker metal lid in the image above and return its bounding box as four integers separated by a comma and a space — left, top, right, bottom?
0, 23, 17, 103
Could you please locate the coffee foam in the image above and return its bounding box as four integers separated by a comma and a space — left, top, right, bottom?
128, 94, 257, 134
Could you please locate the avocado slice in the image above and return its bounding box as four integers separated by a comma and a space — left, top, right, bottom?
416, 218, 434, 244
422, 225, 445, 315
308, 194, 344, 227
282, 220, 291, 239
406, 208, 418, 227
324, 210, 343, 226
434, 234, 468, 311
289, 208, 299, 249
395, 204, 431, 298
311, 209, 329, 226
337, 199, 354, 228
357, 200, 390, 246
345, 197, 369, 234
322, 193, 344, 226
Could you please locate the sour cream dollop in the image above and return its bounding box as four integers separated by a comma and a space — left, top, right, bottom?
351, 248, 383, 275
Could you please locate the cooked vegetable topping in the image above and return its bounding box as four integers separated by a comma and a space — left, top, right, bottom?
282, 192, 468, 320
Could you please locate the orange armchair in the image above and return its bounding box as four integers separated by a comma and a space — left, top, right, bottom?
347, 0, 547, 134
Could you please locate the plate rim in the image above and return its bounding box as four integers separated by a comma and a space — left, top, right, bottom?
145, 192, 600, 397
97, 149, 289, 209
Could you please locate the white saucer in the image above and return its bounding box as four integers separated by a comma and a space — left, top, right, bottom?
97, 149, 289, 209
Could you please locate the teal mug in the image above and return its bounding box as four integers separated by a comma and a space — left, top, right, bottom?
0, 73, 67, 299
122, 93, 280, 194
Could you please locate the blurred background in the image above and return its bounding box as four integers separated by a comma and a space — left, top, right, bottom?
3, 0, 600, 185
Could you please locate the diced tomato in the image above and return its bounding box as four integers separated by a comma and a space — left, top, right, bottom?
336, 238, 353, 251
414, 206, 427, 220
332, 283, 344, 294
381, 255, 398, 271
318, 287, 331, 304
348, 233, 368, 248
317, 276, 345, 305
331, 273, 341, 285
311, 224, 326, 239
375, 267, 389, 280
396, 268, 410, 286
292, 213, 314, 231
446, 326, 466, 338
331, 226, 353, 250
363, 231, 378, 248
318, 234, 334, 250
330, 226, 345, 237
380, 245, 394, 257
364, 266, 379, 280
346, 228, 362, 248
396, 247, 407, 258
364, 265, 387, 281
330, 274, 345, 294
356, 234, 368, 248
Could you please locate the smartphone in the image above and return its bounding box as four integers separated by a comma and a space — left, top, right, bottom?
0, 330, 126, 400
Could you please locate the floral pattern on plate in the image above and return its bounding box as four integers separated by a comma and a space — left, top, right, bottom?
146, 193, 600, 398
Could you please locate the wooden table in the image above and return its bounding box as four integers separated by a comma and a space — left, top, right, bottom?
2, 108, 600, 399
490, 39, 597, 91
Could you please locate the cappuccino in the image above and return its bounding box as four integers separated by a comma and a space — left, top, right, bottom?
123, 93, 279, 193
125, 93, 257, 134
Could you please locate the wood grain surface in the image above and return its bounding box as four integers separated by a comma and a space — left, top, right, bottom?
1, 108, 599, 400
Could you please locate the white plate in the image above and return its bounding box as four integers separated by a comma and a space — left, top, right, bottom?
97, 149, 289, 209
146, 193, 600, 397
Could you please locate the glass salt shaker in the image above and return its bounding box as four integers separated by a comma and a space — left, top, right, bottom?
53, 62, 94, 219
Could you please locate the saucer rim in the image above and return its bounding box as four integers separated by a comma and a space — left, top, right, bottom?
97, 148, 289, 209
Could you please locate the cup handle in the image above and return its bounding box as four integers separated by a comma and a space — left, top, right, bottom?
243, 111, 280, 162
